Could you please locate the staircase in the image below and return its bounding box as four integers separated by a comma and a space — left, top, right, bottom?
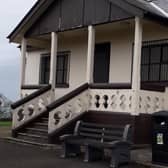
9, 84, 89, 146
16, 113, 49, 144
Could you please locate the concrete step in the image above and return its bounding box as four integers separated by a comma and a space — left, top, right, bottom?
18, 132, 47, 139
25, 127, 48, 136
39, 118, 48, 123
26, 127, 48, 132
17, 132, 48, 143
4, 137, 61, 150
32, 122, 48, 129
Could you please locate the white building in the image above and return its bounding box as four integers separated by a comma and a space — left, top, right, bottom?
8, 0, 168, 145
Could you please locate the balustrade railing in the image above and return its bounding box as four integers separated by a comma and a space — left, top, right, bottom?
11, 82, 168, 138
11, 85, 53, 129
138, 90, 165, 114
89, 89, 134, 113
48, 83, 89, 134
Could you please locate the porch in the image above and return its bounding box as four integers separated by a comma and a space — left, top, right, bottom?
20, 17, 168, 113
10, 17, 168, 146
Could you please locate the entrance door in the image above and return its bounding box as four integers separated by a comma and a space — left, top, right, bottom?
93, 43, 110, 83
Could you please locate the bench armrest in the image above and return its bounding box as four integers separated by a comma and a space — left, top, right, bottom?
60, 134, 79, 141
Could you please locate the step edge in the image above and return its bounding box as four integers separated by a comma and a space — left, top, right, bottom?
3, 137, 61, 150
18, 133, 48, 139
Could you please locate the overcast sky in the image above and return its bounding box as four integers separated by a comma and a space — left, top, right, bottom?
0, 0, 37, 101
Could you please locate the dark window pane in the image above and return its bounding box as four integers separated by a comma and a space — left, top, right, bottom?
142, 47, 150, 64
149, 64, 160, 81
63, 55, 68, 69
141, 65, 149, 81
150, 46, 161, 63
63, 70, 68, 83
162, 45, 168, 63
40, 55, 50, 84
57, 56, 64, 70
161, 64, 168, 81
56, 53, 69, 85
56, 70, 64, 84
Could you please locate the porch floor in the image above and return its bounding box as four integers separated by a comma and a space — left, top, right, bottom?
0, 139, 167, 168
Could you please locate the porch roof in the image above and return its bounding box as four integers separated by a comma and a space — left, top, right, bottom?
7, 0, 168, 43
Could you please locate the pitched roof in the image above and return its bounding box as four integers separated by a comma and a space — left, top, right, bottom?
8, 0, 168, 43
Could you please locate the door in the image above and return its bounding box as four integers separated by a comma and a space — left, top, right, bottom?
93, 43, 111, 83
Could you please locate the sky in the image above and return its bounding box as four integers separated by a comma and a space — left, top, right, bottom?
0, 0, 37, 101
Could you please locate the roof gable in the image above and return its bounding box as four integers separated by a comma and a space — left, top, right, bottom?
8, 0, 168, 43
26, 0, 135, 38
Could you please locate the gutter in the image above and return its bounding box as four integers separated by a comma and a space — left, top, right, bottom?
150, 2, 168, 18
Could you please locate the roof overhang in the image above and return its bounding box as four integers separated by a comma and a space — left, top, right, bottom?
7, 0, 168, 44
7, 0, 55, 43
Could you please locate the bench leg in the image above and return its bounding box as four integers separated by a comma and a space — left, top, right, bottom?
84, 145, 103, 162
110, 147, 130, 168
110, 148, 119, 168
61, 142, 81, 158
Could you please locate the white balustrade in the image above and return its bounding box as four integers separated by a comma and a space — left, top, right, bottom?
138, 90, 165, 114
13, 86, 168, 134
89, 89, 134, 113
12, 90, 53, 129
48, 91, 89, 134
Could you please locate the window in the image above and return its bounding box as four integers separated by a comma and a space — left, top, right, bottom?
39, 54, 50, 85
56, 52, 70, 87
39, 52, 70, 87
141, 42, 168, 82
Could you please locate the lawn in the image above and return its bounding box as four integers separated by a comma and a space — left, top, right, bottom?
0, 121, 12, 127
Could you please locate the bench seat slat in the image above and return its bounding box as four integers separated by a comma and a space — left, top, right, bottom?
103, 135, 121, 141
103, 130, 123, 136
80, 127, 102, 134
81, 122, 124, 129
80, 132, 102, 139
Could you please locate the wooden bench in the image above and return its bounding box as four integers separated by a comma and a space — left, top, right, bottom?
60, 121, 132, 168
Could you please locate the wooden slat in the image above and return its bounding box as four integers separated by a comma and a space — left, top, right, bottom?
103, 135, 120, 141
80, 132, 102, 139
104, 129, 123, 137
81, 122, 124, 129
80, 127, 102, 134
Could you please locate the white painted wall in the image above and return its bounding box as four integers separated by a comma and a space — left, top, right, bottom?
25, 50, 48, 85
55, 35, 88, 98
24, 19, 168, 99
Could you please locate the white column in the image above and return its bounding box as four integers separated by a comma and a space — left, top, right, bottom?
132, 17, 143, 115
20, 37, 27, 86
86, 25, 95, 83
132, 17, 143, 91
49, 32, 58, 95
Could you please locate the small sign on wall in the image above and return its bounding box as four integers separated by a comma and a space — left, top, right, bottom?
157, 133, 164, 145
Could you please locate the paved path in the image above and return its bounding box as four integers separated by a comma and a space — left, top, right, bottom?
0, 140, 146, 168
0, 126, 11, 138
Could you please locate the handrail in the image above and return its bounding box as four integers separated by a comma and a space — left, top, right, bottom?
89, 83, 132, 89
47, 83, 89, 112
21, 84, 48, 90
11, 85, 51, 109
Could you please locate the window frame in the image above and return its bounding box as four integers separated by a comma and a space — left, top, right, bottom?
55, 51, 70, 88
141, 40, 168, 83
39, 51, 70, 88
39, 53, 50, 85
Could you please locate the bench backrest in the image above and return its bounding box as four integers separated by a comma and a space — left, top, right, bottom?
74, 121, 132, 143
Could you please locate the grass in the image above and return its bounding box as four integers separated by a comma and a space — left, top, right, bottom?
0, 121, 12, 127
